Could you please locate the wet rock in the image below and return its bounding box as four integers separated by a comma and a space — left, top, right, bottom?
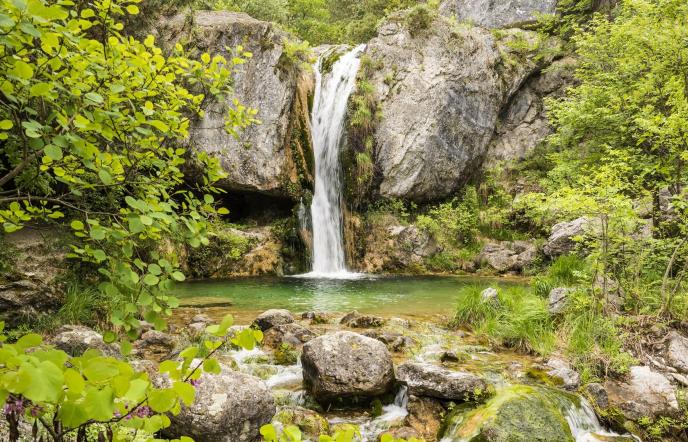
340, 311, 386, 328
301, 311, 331, 324
543, 217, 590, 257
443, 385, 575, 442
439, 0, 558, 28
381, 427, 422, 440
163, 363, 275, 442
301, 331, 395, 404
665, 332, 688, 374
133, 330, 177, 360
263, 323, 316, 348
191, 314, 212, 324
545, 357, 580, 390
396, 362, 490, 401
253, 309, 294, 331
584, 383, 609, 410
363, 330, 415, 352
478, 241, 538, 273
604, 365, 680, 420
440, 351, 468, 364
273, 407, 329, 440
548, 288, 573, 315
406, 395, 444, 441
51, 325, 119, 357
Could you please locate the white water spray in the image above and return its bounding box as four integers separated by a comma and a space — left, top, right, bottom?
304, 45, 366, 278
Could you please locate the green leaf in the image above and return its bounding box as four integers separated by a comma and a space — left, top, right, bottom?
71, 220, 84, 230
202, 358, 221, 375
125, 4, 139, 14
83, 358, 119, 383
44, 144, 63, 161
17, 360, 64, 402
260, 424, 278, 442
171, 271, 186, 282
29, 82, 53, 97
172, 381, 195, 406
59, 401, 90, 428
16, 333, 42, 349
103, 331, 116, 343
0, 120, 13, 130
148, 388, 177, 413
98, 169, 113, 185
84, 92, 104, 104
143, 274, 160, 286
84, 386, 115, 421
11, 60, 33, 79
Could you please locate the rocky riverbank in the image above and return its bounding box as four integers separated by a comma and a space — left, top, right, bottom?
21, 306, 685, 441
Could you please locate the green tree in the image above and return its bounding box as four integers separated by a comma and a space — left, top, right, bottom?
0, 0, 255, 338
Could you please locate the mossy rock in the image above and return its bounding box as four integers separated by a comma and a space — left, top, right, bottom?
274, 406, 329, 440
443, 385, 575, 442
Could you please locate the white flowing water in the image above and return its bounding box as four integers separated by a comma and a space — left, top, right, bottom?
303, 45, 366, 279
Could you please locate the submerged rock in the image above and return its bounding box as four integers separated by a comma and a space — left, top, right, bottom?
442, 385, 575, 442
439, 0, 558, 28
263, 323, 316, 348
51, 325, 119, 357
164, 364, 275, 442
301, 331, 395, 404
253, 309, 294, 331
604, 365, 679, 420
273, 407, 329, 440
406, 395, 444, 441
396, 362, 490, 401
340, 311, 386, 328
545, 357, 580, 390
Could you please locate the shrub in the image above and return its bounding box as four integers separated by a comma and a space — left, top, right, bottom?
417, 188, 479, 248
405, 4, 435, 36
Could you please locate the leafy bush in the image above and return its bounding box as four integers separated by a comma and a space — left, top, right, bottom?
405, 4, 435, 36
417, 187, 479, 248
0, 315, 263, 441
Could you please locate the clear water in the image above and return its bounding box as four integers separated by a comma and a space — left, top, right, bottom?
173, 275, 526, 318
306, 45, 366, 277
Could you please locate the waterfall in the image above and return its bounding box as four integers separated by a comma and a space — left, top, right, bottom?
304, 45, 366, 278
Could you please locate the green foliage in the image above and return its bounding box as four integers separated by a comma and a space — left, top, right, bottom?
278, 39, 315, 73
417, 187, 479, 248
211, 0, 421, 45
0, 315, 263, 441
259, 422, 421, 442
452, 285, 556, 356
186, 221, 253, 279
0, 0, 256, 339
404, 3, 436, 36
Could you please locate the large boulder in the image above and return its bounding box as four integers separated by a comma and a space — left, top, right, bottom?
51, 325, 119, 357
301, 331, 395, 403
604, 365, 680, 420
477, 240, 538, 273
358, 14, 545, 202
262, 323, 316, 348
253, 309, 294, 331
396, 362, 490, 401
157, 11, 314, 199
439, 0, 559, 29
665, 331, 688, 374
442, 385, 575, 442
543, 217, 591, 257
164, 364, 275, 442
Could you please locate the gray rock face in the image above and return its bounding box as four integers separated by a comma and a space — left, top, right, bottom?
439, 0, 559, 28
263, 323, 316, 348
478, 240, 538, 273
545, 357, 580, 390
389, 225, 439, 266
253, 309, 294, 331
543, 217, 590, 257
157, 11, 313, 198
51, 325, 119, 357
666, 331, 688, 374
548, 287, 573, 315
133, 330, 177, 360
165, 364, 275, 442
0, 228, 66, 327
487, 57, 576, 164
605, 365, 679, 420
584, 383, 608, 409
396, 362, 489, 401
301, 331, 395, 403
481, 287, 500, 306
362, 16, 543, 202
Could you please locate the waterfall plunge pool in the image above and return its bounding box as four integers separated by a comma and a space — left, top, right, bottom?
172, 275, 528, 323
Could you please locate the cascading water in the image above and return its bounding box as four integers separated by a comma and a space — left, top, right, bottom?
304, 44, 366, 278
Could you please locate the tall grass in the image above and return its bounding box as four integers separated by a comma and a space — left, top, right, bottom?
452, 285, 556, 356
